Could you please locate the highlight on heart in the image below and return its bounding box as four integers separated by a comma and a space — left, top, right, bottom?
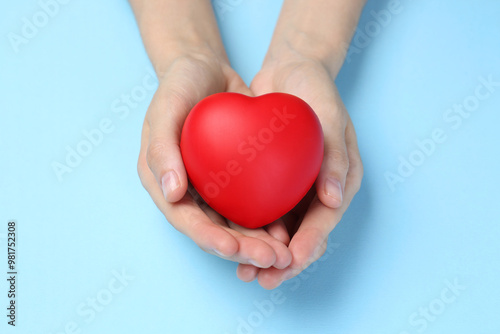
202, 105, 297, 200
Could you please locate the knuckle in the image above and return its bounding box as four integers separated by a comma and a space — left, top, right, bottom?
352, 155, 364, 176
166, 88, 193, 116
146, 140, 168, 169
349, 168, 363, 194
349, 156, 364, 192
357, 162, 364, 182
136, 158, 144, 182
136, 153, 149, 189
326, 148, 349, 173
313, 243, 328, 261
355, 179, 362, 193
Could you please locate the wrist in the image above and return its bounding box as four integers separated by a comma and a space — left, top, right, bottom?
264, 28, 346, 78
264, 0, 366, 78
151, 41, 229, 79
131, 0, 229, 78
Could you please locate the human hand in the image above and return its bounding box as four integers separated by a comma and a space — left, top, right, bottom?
137, 51, 294, 269
236, 49, 364, 289
131, 0, 293, 270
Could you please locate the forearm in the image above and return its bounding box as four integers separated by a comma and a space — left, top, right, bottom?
129, 0, 228, 76
266, 0, 366, 77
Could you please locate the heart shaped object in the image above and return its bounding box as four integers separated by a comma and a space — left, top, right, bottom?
180, 92, 324, 229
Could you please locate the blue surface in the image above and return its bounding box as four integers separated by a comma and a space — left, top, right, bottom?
1, 0, 499, 333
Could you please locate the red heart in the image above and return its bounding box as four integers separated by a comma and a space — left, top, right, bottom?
180, 92, 324, 229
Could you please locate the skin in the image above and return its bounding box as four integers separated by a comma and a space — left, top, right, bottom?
130, 0, 365, 289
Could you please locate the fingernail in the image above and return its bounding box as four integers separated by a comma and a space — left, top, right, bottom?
212, 248, 225, 257
161, 170, 180, 201
325, 177, 343, 205
282, 269, 297, 281
248, 259, 260, 267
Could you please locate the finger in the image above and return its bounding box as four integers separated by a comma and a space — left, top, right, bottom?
227, 221, 291, 269
187, 184, 279, 267
145, 60, 227, 203
256, 267, 287, 290
344, 116, 364, 194
289, 196, 339, 273
277, 118, 363, 282
196, 203, 276, 267
145, 81, 192, 203
187, 200, 278, 267
236, 264, 259, 282
138, 125, 239, 257
265, 218, 290, 246
272, 162, 362, 286
314, 89, 350, 209
257, 238, 329, 290
256, 196, 335, 289
223, 231, 277, 268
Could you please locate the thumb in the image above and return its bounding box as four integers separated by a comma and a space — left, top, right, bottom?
315, 113, 349, 209
316, 138, 349, 209
145, 84, 192, 203
146, 67, 251, 202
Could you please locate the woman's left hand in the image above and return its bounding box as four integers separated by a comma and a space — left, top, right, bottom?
237, 50, 364, 289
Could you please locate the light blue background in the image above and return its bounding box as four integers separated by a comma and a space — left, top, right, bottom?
1, 0, 499, 333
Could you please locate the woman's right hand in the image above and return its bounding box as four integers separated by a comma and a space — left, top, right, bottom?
131, 0, 292, 275
137, 49, 293, 271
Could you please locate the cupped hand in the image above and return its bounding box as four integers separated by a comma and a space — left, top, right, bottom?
137, 51, 292, 270
237, 53, 364, 289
